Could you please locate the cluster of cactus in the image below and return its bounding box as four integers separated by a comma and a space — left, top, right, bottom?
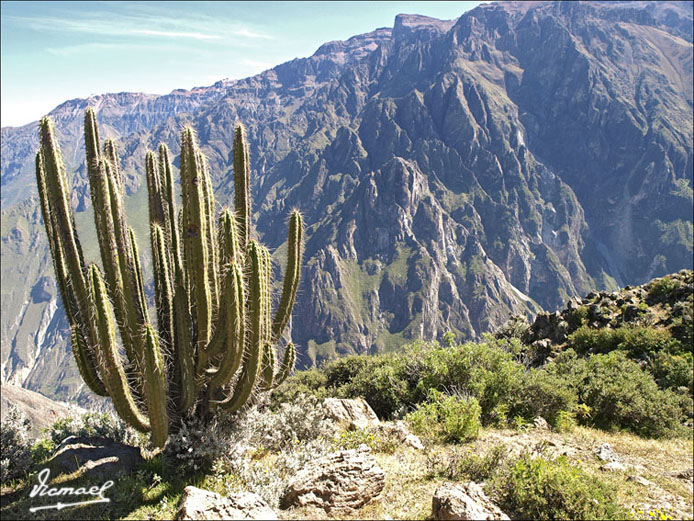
36, 109, 303, 447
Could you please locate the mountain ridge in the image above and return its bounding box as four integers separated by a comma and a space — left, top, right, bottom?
1, 2, 692, 406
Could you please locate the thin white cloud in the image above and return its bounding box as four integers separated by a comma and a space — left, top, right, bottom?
233, 28, 273, 40
6, 13, 271, 43
131, 29, 221, 40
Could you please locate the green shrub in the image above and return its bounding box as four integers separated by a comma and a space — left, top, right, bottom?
330, 427, 399, 454
429, 444, 507, 482
491, 454, 626, 520
340, 357, 410, 418
271, 368, 328, 407
406, 389, 481, 443
30, 438, 55, 464
549, 350, 685, 438
648, 277, 682, 301
650, 351, 693, 393
566, 305, 590, 330
568, 325, 685, 359
510, 369, 577, 428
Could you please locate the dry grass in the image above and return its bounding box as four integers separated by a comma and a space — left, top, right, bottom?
280, 425, 693, 521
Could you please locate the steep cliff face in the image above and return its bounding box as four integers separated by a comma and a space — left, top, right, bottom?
1, 1, 692, 402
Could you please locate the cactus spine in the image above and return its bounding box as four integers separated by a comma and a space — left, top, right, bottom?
37, 111, 303, 447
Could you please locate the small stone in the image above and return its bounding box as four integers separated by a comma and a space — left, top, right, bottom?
533, 416, 550, 430
600, 461, 626, 472
670, 468, 694, 480
627, 475, 654, 487
177, 486, 277, 520
594, 442, 620, 463
379, 421, 424, 449
433, 482, 510, 520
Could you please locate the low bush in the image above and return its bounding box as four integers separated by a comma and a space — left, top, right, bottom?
0, 406, 33, 483
406, 389, 481, 443
568, 325, 684, 359
44, 412, 139, 446
650, 351, 693, 393
330, 427, 399, 454
549, 350, 685, 438
491, 454, 626, 520
428, 444, 508, 482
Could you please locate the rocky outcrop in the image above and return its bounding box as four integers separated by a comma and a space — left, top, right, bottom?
432, 482, 510, 520
176, 487, 278, 520
48, 436, 144, 479
280, 444, 385, 513
497, 270, 693, 364
323, 397, 380, 430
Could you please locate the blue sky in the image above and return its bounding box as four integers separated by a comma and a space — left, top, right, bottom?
1, 1, 484, 127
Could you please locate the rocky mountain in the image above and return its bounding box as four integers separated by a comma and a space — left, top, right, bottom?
1, 1, 692, 406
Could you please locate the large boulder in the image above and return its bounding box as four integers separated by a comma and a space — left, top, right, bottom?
433, 482, 510, 521
48, 436, 144, 480
323, 397, 380, 431
280, 444, 385, 514
177, 486, 277, 520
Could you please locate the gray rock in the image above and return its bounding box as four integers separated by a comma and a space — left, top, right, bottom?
533, 416, 550, 430
323, 397, 380, 431
177, 486, 278, 520
379, 421, 424, 449
432, 482, 510, 520
627, 475, 655, 487
594, 442, 620, 463
600, 461, 626, 472
670, 468, 694, 480
280, 444, 385, 514
48, 436, 143, 479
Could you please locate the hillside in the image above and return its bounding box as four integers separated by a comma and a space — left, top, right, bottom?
1, 271, 692, 520
1, 0, 692, 406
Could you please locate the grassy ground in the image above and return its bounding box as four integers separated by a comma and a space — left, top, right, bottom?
2, 425, 691, 521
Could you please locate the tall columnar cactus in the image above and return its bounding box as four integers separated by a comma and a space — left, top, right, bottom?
36, 110, 303, 447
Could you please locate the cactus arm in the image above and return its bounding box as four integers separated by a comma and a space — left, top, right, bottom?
159, 144, 182, 273
36, 149, 107, 396
180, 128, 212, 353
151, 225, 174, 364
88, 264, 150, 432
206, 263, 245, 388
273, 342, 296, 388
129, 228, 150, 322
205, 210, 242, 359
103, 137, 124, 197
259, 343, 276, 391
233, 125, 251, 251
271, 210, 303, 343
142, 324, 169, 447
39, 118, 110, 391
181, 128, 213, 377
200, 152, 219, 313
213, 241, 265, 411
